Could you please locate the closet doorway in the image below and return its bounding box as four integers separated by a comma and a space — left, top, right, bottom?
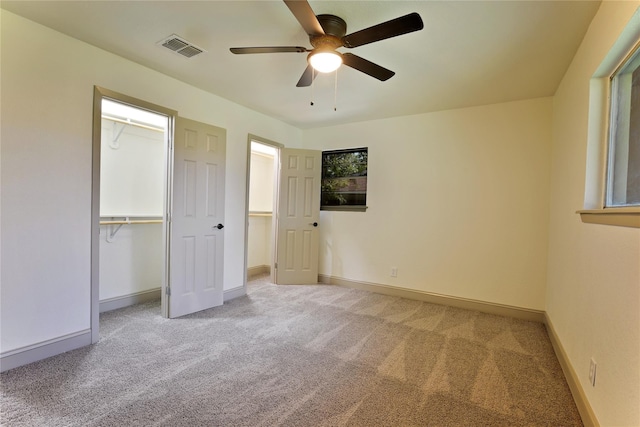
245, 136, 281, 282
244, 137, 322, 287
91, 87, 175, 342
97, 98, 170, 314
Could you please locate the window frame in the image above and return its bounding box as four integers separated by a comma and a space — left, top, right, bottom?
578, 31, 640, 228
320, 147, 368, 212
604, 42, 640, 208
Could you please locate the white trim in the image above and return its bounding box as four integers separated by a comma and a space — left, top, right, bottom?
91, 87, 102, 344
99, 288, 161, 313
318, 274, 545, 323
545, 313, 600, 427
224, 286, 246, 302
578, 207, 640, 228
0, 330, 92, 373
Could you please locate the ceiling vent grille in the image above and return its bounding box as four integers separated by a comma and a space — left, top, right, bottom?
158, 34, 205, 58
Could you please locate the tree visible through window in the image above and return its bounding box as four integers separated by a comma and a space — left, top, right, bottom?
607, 42, 640, 206
321, 148, 367, 210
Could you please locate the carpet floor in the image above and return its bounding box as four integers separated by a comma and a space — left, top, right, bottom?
1, 275, 582, 426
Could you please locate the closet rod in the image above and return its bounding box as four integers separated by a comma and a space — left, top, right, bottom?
100, 220, 163, 225
101, 115, 165, 133
101, 217, 162, 241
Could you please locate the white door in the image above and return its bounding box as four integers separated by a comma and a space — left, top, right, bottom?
168, 117, 226, 318
275, 148, 321, 285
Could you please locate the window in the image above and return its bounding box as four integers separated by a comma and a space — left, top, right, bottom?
321, 148, 368, 211
607, 43, 640, 207
579, 15, 640, 228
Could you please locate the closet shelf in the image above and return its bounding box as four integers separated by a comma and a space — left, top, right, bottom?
249, 211, 272, 217
102, 115, 165, 133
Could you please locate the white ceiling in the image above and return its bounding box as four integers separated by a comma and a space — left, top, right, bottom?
2, 0, 601, 129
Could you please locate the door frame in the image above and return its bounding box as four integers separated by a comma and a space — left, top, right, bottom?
243, 134, 283, 286
91, 86, 177, 343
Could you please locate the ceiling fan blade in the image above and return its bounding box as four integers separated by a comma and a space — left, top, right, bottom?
296, 64, 317, 87
230, 46, 308, 54
342, 53, 395, 81
283, 0, 325, 36
342, 12, 424, 48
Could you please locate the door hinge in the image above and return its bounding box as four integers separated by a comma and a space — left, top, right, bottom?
274, 262, 278, 269
165, 287, 171, 296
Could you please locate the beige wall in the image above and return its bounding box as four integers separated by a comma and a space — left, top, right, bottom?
303, 98, 553, 310
0, 10, 301, 353
547, 2, 640, 425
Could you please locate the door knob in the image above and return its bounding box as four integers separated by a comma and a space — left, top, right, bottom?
310, 222, 318, 227
213, 223, 224, 230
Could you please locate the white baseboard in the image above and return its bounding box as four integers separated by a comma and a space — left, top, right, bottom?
0, 329, 92, 373
318, 274, 545, 323
99, 288, 161, 313
100, 286, 245, 311
247, 265, 270, 279
224, 285, 246, 302
545, 313, 599, 427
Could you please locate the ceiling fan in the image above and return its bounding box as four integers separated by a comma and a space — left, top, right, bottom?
230, 0, 424, 87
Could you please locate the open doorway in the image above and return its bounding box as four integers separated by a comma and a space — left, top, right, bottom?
245, 136, 281, 283
244, 138, 322, 287
91, 87, 176, 342
98, 99, 169, 312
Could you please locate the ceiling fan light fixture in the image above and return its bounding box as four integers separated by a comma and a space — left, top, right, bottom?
308, 50, 342, 73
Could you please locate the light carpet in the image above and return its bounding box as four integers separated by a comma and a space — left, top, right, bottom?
1, 275, 582, 426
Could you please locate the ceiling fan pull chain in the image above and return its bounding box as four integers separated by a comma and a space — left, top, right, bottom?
310, 68, 315, 106
334, 69, 338, 111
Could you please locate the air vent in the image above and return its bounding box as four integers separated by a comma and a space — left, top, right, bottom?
158, 34, 205, 58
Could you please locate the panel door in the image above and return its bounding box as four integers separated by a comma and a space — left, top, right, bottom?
168, 117, 226, 317
275, 148, 321, 285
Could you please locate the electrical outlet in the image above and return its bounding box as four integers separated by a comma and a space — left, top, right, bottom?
391, 267, 398, 278
589, 358, 597, 387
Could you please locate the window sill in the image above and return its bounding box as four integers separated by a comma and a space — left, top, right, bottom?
321, 206, 368, 212
577, 207, 640, 228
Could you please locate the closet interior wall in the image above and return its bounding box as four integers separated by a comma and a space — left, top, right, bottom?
99, 114, 165, 309
247, 147, 275, 277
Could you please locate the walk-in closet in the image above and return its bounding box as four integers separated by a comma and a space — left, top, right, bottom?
99, 99, 169, 312
247, 141, 277, 279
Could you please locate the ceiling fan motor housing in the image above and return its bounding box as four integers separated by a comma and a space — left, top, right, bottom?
310, 14, 347, 52
316, 14, 347, 37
